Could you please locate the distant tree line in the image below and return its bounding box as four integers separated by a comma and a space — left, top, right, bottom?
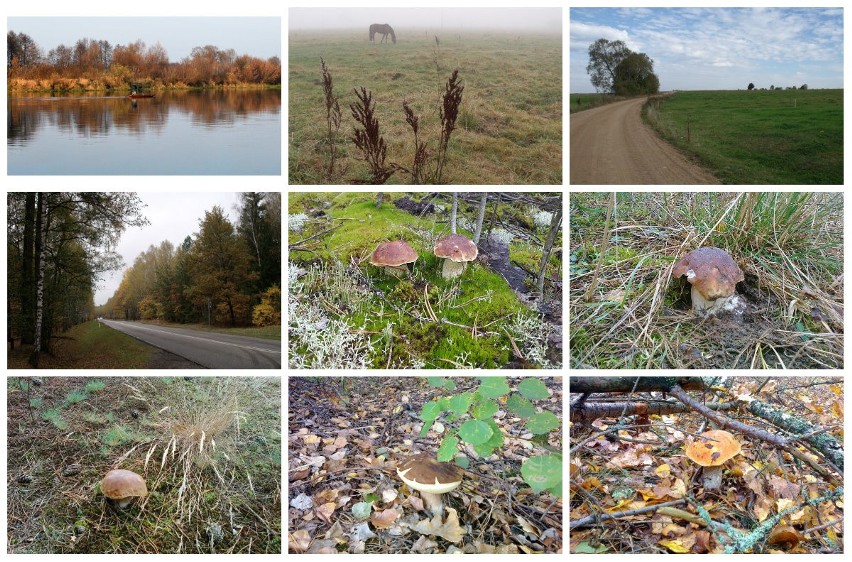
751, 83, 810, 91
586, 38, 660, 96
97, 193, 281, 328
7, 30, 281, 89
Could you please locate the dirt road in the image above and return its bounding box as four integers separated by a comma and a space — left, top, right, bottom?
570, 98, 719, 184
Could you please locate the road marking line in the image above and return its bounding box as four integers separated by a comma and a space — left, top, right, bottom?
101, 321, 281, 355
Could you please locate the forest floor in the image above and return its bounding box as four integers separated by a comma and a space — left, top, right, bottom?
7, 376, 281, 554
288, 192, 563, 369
569, 376, 843, 554
288, 376, 563, 554
570, 192, 843, 369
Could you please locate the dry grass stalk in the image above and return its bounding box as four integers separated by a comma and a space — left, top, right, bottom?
320, 58, 342, 178
436, 70, 464, 184
350, 86, 395, 184
400, 100, 429, 184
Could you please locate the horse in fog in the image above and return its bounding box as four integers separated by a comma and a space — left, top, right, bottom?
369, 23, 396, 44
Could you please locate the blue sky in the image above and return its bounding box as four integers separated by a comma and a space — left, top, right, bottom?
8, 17, 281, 61
570, 8, 843, 91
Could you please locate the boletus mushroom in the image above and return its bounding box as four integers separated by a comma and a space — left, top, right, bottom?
684, 430, 742, 491
101, 469, 148, 509
370, 241, 418, 277
434, 234, 478, 279
672, 246, 744, 316
396, 453, 463, 517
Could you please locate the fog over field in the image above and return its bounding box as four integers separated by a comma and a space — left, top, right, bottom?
290, 8, 561, 32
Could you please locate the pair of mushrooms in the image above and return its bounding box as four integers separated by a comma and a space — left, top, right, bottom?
369, 234, 478, 280
672, 246, 744, 316
396, 453, 463, 518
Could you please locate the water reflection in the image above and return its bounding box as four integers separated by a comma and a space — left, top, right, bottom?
8, 89, 281, 175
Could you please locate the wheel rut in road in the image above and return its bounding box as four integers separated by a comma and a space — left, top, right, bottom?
570, 97, 720, 185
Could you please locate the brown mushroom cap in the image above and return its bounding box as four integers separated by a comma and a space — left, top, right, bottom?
101, 469, 148, 500
672, 246, 744, 301
684, 430, 742, 467
768, 525, 804, 550
370, 241, 418, 268
434, 234, 478, 263
396, 453, 463, 494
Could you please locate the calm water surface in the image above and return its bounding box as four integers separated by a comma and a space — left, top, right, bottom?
8, 90, 281, 175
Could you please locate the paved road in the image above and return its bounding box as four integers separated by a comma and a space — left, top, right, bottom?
570, 97, 720, 184
99, 320, 281, 369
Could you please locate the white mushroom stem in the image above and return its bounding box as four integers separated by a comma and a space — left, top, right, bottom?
419, 491, 445, 517
114, 497, 134, 509
701, 466, 724, 490
384, 265, 407, 278
441, 259, 466, 279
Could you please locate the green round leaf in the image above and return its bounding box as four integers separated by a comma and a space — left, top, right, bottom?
472, 399, 499, 420
521, 454, 562, 492
477, 377, 510, 398
420, 401, 441, 423
448, 392, 474, 415
427, 376, 456, 390
507, 394, 536, 418
437, 434, 459, 462
527, 411, 560, 435
453, 455, 470, 469
518, 378, 550, 400
351, 501, 372, 520
458, 420, 493, 445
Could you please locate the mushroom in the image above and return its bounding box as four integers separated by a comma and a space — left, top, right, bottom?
369, 241, 418, 277
672, 246, 744, 316
396, 453, 463, 518
684, 430, 742, 491
101, 469, 148, 509
767, 525, 804, 551
433, 234, 478, 279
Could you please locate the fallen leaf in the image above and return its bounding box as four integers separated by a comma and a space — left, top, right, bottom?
316, 502, 336, 524
350, 522, 376, 542
655, 464, 671, 478
411, 507, 466, 543
381, 488, 398, 504
289, 493, 313, 510
658, 539, 690, 553
412, 535, 439, 553
371, 508, 399, 529
693, 530, 711, 553
288, 529, 311, 553
408, 495, 424, 512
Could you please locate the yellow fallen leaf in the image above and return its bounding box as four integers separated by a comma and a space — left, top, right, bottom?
658, 539, 690, 553
411, 507, 466, 543
776, 498, 795, 513
655, 464, 671, 478
315, 502, 336, 524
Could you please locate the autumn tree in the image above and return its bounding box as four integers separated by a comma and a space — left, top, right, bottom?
187, 206, 255, 326
7, 192, 147, 366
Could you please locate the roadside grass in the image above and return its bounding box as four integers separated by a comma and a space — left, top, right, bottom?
569, 92, 629, 113
139, 320, 281, 340
6, 321, 153, 369
289, 192, 562, 369
643, 89, 843, 184
570, 192, 843, 369
289, 30, 562, 184
7, 376, 281, 554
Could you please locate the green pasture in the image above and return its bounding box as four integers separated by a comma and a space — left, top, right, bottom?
288, 30, 562, 184
644, 89, 843, 184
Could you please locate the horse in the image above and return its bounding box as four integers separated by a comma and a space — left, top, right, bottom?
369, 23, 396, 44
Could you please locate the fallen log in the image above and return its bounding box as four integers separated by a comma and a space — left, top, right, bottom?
569, 376, 709, 394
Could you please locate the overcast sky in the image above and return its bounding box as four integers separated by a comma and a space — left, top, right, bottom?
8, 17, 281, 61
95, 193, 241, 306
570, 8, 843, 91
290, 8, 561, 32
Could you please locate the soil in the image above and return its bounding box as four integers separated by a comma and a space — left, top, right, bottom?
570, 98, 720, 184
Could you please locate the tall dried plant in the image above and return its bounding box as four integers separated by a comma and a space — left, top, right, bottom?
436, 69, 464, 184
320, 58, 342, 178
350, 86, 395, 184
400, 99, 429, 184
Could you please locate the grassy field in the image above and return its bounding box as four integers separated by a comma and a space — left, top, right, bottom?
7, 377, 281, 553
7, 321, 153, 369
643, 89, 843, 184
289, 30, 562, 184
145, 321, 282, 340
570, 192, 843, 369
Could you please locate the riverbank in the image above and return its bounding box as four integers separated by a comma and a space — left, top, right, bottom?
8, 77, 281, 94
